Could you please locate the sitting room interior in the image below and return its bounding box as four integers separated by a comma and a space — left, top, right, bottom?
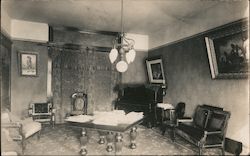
1, 0, 249, 155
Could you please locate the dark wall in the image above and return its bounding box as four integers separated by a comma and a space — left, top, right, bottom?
149, 21, 249, 147
122, 51, 148, 84
11, 40, 48, 117
1, 33, 12, 111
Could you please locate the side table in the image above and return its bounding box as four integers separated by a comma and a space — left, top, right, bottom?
157, 103, 176, 141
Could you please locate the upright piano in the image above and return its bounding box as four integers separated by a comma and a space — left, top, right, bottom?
115, 84, 165, 127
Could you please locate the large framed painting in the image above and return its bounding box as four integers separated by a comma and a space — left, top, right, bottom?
205, 19, 248, 79
19, 51, 38, 76
146, 58, 166, 84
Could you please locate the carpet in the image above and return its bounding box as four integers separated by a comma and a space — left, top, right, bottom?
22, 124, 224, 155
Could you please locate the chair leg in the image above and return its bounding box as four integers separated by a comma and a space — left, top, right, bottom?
170, 127, 175, 142
21, 140, 26, 155
198, 144, 204, 156
147, 120, 152, 128
221, 147, 225, 155
161, 125, 166, 136
171, 127, 176, 142
198, 147, 202, 155
37, 130, 41, 140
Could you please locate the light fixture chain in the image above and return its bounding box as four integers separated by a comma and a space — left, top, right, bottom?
121, 0, 124, 37
109, 0, 136, 73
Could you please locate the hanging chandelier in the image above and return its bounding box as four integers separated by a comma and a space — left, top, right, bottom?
109, 0, 136, 72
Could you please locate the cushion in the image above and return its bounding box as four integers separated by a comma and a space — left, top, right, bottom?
74, 97, 85, 111
176, 123, 204, 144
207, 111, 227, 131
205, 134, 223, 145
22, 121, 41, 138
193, 106, 210, 129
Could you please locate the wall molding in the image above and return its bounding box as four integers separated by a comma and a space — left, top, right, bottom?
1, 32, 12, 48
149, 18, 248, 52
51, 26, 119, 36
0, 28, 12, 41
12, 37, 48, 44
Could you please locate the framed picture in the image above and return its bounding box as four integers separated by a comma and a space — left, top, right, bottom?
205, 19, 248, 79
19, 51, 38, 76
146, 58, 166, 84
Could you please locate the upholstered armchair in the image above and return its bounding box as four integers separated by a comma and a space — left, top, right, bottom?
1, 128, 21, 155
68, 92, 87, 116
1, 110, 42, 154
174, 105, 230, 155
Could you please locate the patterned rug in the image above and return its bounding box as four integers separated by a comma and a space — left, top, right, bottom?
22, 124, 224, 155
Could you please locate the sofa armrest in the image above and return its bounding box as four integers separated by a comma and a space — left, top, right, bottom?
2, 122, 22, 128
204, 130, 222, 135
177, 118, 193, 123
176, 118, 193, 126
2, 123, 23, 141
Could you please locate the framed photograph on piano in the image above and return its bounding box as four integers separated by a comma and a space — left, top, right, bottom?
146, 58, 166, 84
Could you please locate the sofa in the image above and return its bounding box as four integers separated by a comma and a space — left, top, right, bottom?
174, 105, 231, 155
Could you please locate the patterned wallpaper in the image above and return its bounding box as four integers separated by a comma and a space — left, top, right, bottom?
50, 30, 120, 123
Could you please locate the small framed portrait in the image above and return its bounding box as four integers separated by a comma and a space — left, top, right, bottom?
205, 19, 248, 79
146, 58, 166, 84
19, 51, 38, 76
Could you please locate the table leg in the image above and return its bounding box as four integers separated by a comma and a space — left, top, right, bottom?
161, 109, 165, 124
80, 128, 88, 155
115, 133, 123, 152
51, 113, 55, 128
98, 131, 106, 144
106, 131, 114, 152
130, 127, 137, 149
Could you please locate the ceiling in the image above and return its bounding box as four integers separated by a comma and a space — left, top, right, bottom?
1, 0, 229, 35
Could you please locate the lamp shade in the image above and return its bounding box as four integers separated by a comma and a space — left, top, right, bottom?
126, 49, 136, 64
109, 48, 118, 63
116, 60, 128, 72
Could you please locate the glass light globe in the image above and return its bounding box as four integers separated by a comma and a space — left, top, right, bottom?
126, 51, 132, 64
128, 49, 136, 63
109, 48, 118, 63
116, 61, 128, 72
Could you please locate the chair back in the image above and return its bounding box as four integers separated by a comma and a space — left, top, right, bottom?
1, 112, 11, 123
206, 110, 231, 135
175, 102, 186, 118
71, 92, 87, 115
